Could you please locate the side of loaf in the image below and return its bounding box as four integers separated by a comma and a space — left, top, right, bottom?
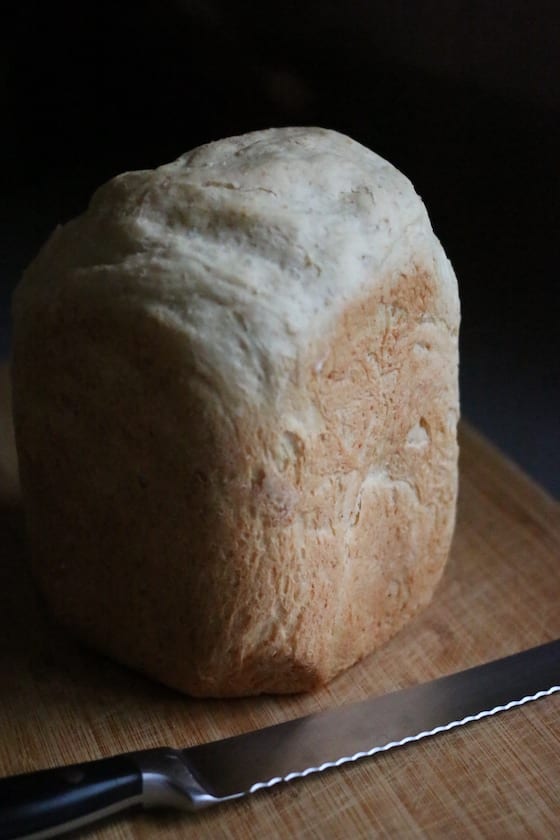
11, 127, 460, 697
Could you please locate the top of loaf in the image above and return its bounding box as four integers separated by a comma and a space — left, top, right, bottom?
14, 127, 458, 407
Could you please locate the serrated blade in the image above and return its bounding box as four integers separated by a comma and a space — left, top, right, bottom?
183, 639, 560, 799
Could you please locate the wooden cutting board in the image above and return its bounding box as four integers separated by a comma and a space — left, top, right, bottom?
0, 364, 559, 838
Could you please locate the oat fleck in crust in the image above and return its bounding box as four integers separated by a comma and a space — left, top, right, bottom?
11, 128, 460, 697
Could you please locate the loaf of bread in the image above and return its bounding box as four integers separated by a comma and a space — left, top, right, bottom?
11, 127, 460, 697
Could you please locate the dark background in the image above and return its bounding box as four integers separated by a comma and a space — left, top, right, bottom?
2, 1, 559, 495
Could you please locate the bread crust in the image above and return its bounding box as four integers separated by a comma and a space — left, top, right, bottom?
11, 128, 460, 696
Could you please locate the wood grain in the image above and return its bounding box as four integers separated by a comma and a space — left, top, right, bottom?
0, 365, 558, 839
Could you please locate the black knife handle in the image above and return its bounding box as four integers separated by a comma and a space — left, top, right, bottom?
0, 755, 143, 839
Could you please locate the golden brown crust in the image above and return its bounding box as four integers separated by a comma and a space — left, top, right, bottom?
12, 267, 457, 697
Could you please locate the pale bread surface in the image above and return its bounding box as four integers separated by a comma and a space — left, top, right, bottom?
12, 127, 460, 696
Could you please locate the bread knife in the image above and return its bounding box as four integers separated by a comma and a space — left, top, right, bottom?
1, 639, 558, 840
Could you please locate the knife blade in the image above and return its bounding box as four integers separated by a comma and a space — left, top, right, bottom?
1, 639, 558, 840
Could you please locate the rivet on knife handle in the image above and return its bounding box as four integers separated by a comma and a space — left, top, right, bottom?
0, 754, 143, 840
